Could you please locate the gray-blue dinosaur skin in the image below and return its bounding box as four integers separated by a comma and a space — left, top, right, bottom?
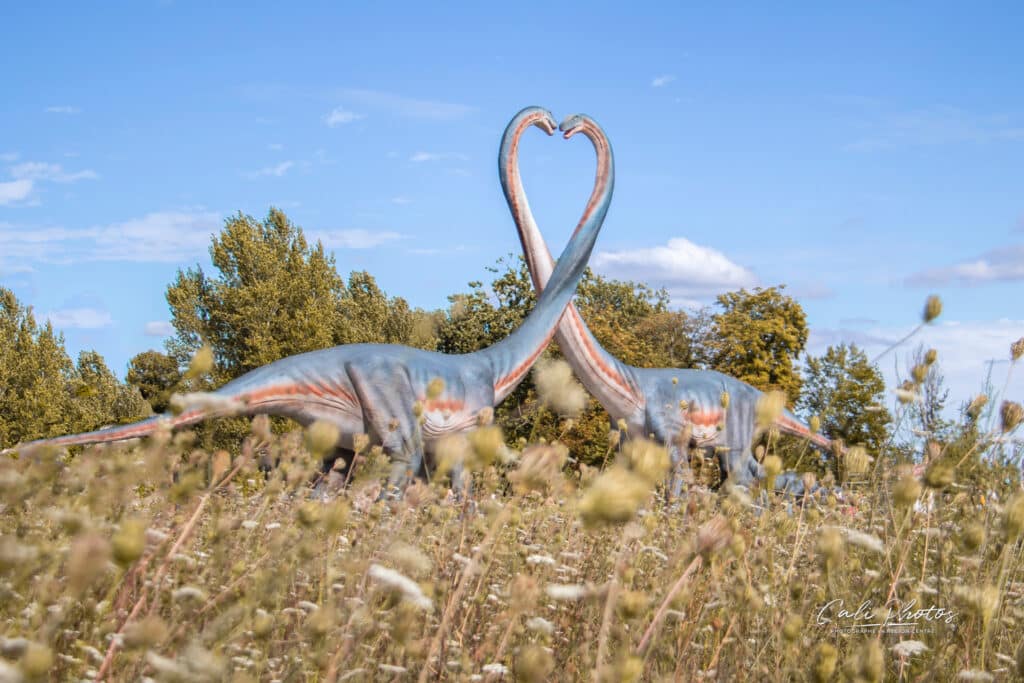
502, 107, 832, 499
1, 107, 615, 495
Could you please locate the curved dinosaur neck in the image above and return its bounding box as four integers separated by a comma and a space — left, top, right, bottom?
484, 113, 614, 404
502, 114, 643, 419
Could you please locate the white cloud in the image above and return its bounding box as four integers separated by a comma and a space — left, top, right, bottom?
311, 228, 403, 249
390, 196, 412, 205
906, 244, 1024, 286
0, 179, 33, 205
45, 105, 81, 114
338, 89, 474, 120
807, 319, 1024, 415
44, 307, 112, 329
410, 152, 468, 163
651, 75, 676, 88
144, 321, 175, 337
592, 237, 757, 300
324, 107, 364, 127
10, 162, 98, 183
0, 211, 222, 265
245, 161, 294, 179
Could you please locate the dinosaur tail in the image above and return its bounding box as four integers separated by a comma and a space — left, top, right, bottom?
775, 411, 833, 451
0, 408, 211, 456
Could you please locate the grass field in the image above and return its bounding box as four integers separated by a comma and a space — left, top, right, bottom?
1, 392, 1022, 682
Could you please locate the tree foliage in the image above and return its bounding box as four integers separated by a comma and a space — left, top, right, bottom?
126, 350, 182, 413
799, 343, 892, 455
0, 288, 149, 448
708, 286, 808, 406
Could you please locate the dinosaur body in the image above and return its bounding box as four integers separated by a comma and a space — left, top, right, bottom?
2, 108, 615, 495
501, 107, 830, 498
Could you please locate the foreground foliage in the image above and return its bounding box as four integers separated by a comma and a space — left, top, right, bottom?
1, 406, 1021, 682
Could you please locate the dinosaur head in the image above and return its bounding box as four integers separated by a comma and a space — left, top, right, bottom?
558, 113, 592, 140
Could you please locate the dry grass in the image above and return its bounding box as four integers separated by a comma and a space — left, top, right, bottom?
1, 388, 1023, 681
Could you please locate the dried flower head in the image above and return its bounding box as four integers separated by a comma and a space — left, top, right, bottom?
845, 446, 871, 475
509, 443, 567, 493
1004, 492, 1024, 540
1000, 400, 1023, 433
1012, 337, 1024, 362
304, 420, 340, 458
622, 438, 669, 485
696, 515, 733, 560
720, 391, 730, 409
967, 394, 988, 421
923, 294, 942, 323
426, 377, 445, 400
533, 358, 587, 417
755, 390, 786, 429
184, 344, 214, 379
578, 466, 652, 528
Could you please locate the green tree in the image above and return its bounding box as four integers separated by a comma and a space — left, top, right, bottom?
126, 349, 182, 413
67, 350, 151, 432
708, 286, 808, 405
165, 208, 347, 378
799, 343, 892, 455
0, 288, 76, 447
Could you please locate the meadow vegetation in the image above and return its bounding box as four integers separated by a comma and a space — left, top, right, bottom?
1, 209, 1022, 681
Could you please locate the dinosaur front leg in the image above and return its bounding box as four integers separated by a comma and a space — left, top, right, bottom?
345, 363, 424, 496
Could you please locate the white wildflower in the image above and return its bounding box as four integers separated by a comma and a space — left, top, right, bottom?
525, 616, 554, 634
526, 554, 556, 566
297, 601, 319, 613
956, 671, 994, 682
172, 586, 207, 602
378, 664, 408, 674
545, 583, 590, 601
892, 640, 929, 658
241, 520, 258, 530
482, 663, 509, 676
842, 528, 886, 554
368, 564, 433, 611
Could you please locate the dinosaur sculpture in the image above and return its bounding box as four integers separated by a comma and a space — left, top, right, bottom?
501, 107, 832, 498
1, 107, 614, 497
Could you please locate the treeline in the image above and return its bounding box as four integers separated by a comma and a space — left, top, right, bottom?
2, 208, 895, 469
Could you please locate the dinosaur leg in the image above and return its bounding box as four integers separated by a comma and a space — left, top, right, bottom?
345, 363, 423, 495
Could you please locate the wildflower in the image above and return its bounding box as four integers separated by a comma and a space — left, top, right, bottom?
515, 644, 554, 682
526, 554, 556, 566
816, 527, 844, 568
841, 528, 885, 554
967, 394, 988, 421
622, 438, 669, 485
122, 615, 168, 649
367, 564, 433, 611
172, 586, 207, 603
893, 475, 922, 508
426, 377, 445, 400
763, 455, 782, 477
923, 295, 942, 323
1000, 401, 1023, 433
19, 642, 52, 679
911, 364, 928, 385
467, 425, 504, 470
842, 639, 884, 683
616, 590, 648, 620
509, 443, 567, 494
482, 663, 508, 676
1012, 337, 1024, 362
892, 640, 929, 658
894, 388, 920, 404
845, 446, 871, 475
304, 420, 340, 458
67, 533, 111, 595
545, 583, 590, 601
924, 348, 938, 365
924, 462, 954, 489
534, 358, 587, 417
956, 671, 994, 682
379, 664, 408, 674
782, 614, 803, 642
525, 616, 554, 634
112, 518, 147, 567
477, 406, 495, 426
578, 466, 652, 527
184, 344, 214, 379
960, 521, 985, 551
812, 642, 838, 683
696, 515, 733, 560
755, 390, 785, 429
809, 415, 821, 433
720, 391, 730, 409
388, 542, 432, 578
1003, 492, 1024, 539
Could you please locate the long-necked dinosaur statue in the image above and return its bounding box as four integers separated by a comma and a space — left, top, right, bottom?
501, 107, 832, 499
1, 107, 614, 497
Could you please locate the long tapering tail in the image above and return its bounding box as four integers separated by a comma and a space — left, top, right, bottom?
775, 411, 834, 451
0, 408, 211, 456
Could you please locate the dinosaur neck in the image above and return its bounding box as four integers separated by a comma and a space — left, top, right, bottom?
483, 116, 614, 404
502, 116, 643, 419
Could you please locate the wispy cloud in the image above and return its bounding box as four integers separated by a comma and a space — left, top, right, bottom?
651, 75, 676, 88
144, 321, 175, 337
808, 319, 1024, 413
324, 106, 364, 127
390, 196, 412, 205
267, 143, 284, 151
44, 105, 81, 115
410, 152, 468, 163
845, 105, 1024, 151
0, 211, 222, 265
10, 162, 98, 183
244, 161, 295, 179
237, 84, 476, 121
0, 152, 18, 162
311, 228, 404, 249
0, 179, 33, 206
906, 244, 1024, 286
593, 237, 757, 300
44, 307, 112, 329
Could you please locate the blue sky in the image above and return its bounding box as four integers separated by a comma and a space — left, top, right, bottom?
2, 2, 1022, 414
